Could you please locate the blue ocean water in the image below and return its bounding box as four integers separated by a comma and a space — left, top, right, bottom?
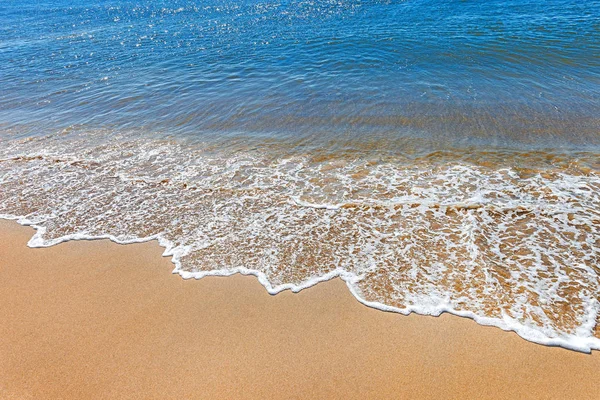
1, 0, 599, 149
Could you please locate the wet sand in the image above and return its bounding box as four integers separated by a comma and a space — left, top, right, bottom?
0, 219, 598, 399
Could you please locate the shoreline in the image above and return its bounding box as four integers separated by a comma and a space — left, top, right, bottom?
1, 218, 599, 399
3, 131, 599, 354
5, 215, 598, 353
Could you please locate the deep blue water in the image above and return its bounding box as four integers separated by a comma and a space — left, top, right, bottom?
1, 0, 599, 149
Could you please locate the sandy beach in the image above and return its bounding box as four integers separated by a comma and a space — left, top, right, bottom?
0, 218, 598, 399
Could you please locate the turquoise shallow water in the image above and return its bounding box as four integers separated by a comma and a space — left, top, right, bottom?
1, 1, 600, 351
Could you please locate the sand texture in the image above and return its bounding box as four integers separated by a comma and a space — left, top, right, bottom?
0, 219, 598, 399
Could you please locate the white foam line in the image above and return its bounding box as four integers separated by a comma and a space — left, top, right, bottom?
290, 197, 342, 210
343, 279, 600, 354
290, 197, 577, 215
2, 214, 599, 354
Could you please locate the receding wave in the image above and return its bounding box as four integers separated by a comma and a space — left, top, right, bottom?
1, 130, 599, 352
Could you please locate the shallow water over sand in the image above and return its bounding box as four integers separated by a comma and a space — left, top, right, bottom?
1, 130, 599, 351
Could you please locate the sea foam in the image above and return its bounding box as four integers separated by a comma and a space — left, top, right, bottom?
1, 131, 599, 352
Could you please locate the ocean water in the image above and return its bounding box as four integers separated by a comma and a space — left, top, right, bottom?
1, 0, 599, 351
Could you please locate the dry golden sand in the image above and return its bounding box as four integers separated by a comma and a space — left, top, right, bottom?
0, 219, 598, 400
